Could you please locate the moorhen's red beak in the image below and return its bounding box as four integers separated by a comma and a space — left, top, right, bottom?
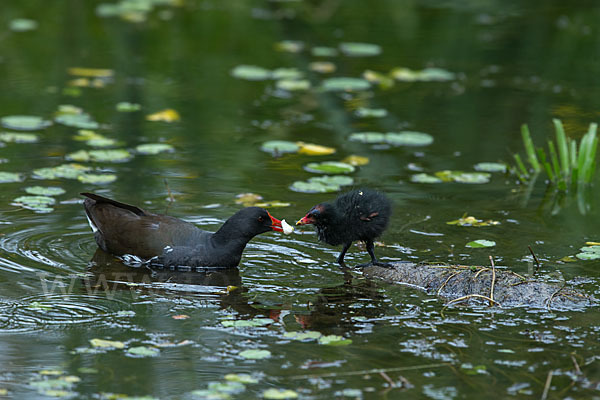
296, 214, 313, 226
269, 213, 283, 232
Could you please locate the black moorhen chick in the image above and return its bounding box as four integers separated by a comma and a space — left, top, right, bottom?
82, 192, 283, 269
296, 188, 392, 267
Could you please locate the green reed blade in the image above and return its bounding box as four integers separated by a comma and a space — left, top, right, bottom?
521, 124, 540, 172
536, 147, 554, 183
513, 153, 529, 181
553, 118, 570, 179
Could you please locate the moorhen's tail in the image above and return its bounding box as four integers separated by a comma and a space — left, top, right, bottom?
81, 193, 147, 216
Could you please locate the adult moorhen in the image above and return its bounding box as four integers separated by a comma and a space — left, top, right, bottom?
82, 192, 283, 269
296, 188, 392, 267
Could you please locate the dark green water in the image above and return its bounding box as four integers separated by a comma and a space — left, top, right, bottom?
1, 1, 600, 399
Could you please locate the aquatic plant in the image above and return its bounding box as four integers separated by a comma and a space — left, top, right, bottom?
513, 119, 598, 191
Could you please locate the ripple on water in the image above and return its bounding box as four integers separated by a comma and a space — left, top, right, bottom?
0, 293, 120, 333
0, 221, 95, 275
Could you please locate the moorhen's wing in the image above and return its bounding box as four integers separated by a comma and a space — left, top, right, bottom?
83, 193, 209, 259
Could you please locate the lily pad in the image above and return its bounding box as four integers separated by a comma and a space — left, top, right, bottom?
225, 374, 259, 384
261, 140, 299, 155
355, 108, 388, 118
271, 68, 303, 80
1, 115, 51, 131
0, 132, 39, 143
385, 131, 434, 146
311, 46, 338, 57
348, 132, 386, 143
283, 331, 322, 341
90, 338, 125, 349
474, 162, 507, 173
262, 388, 299, 399
231, 65, 271, 81
24, 186, 65, 196
304, 161, 355, 174
55, 113, 99, 130
116, 102, 141, 112
276, 79, 311, 91
466, 240, 496, 248
127, 346, 159, 357
239, 349, 271, 360
77, 173, 117, 184
321, 77, 371, 92
221, 318, 273, 328
9, 18, 38, 32
435, 170, 491, 184
339, 42, 381, 57
33, 163, 92, 180
576, 246, 600, 260
0, 172, 23, 183
410, 173, 443, 183
290, 175, 353, 193
136, 143, 174, 155
318, 334, 353, 346
13, 195, 55, 213
391, 67, 456, 82
66, 149, 132, 163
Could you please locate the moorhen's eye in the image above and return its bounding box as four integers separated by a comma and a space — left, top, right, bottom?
258, 216, 265, 222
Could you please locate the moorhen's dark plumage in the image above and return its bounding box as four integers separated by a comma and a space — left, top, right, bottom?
82, 192, 283, 269
296, 189, 392, 267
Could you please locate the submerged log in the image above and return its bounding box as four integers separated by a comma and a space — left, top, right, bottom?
363, 261, 596, 310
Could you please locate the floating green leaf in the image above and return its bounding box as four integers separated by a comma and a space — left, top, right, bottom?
576, 246, 600, 260
348, 132, 386, 144
311, 46, 338, 57
435, 170, 491, 184
355, 108, 388, 118
127, 346, 159, 357
466, 240, 496, 248
77, 173, 117, 184
90, 338, 125, 349
73, 130, 116, 147
391, 67, 456, 82
271, 68, 303, 80
276, 79, 311, 91
13, 195, 55, 213
136, 143, 174, 155
0, 132, 39, 143
304, 161, 355, 174
24, 186, 65, 196
290, 175, 354, 193
262, 388, 299, 399
55, 113, 99, 129
9, 18, 38, 32
318, 334, 353, 346
116, 102, 141, 112
321, 77, 371, 92
33, 163, 92, 180
339, 42, 381, 57
0, 172, 23, 183
225, 374, 259, 384
261, 140, 299, 155
410, 173, 442, 183
231, 65, 271, 81
283, 331, 322, 341
208, 381, 246, 394
221, 318, 273, 328
66, 149, 131, 162
239, 349, 271, 359
1, 115, 51, 131
385, 131, 434, 146
474, 162, 507, 173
